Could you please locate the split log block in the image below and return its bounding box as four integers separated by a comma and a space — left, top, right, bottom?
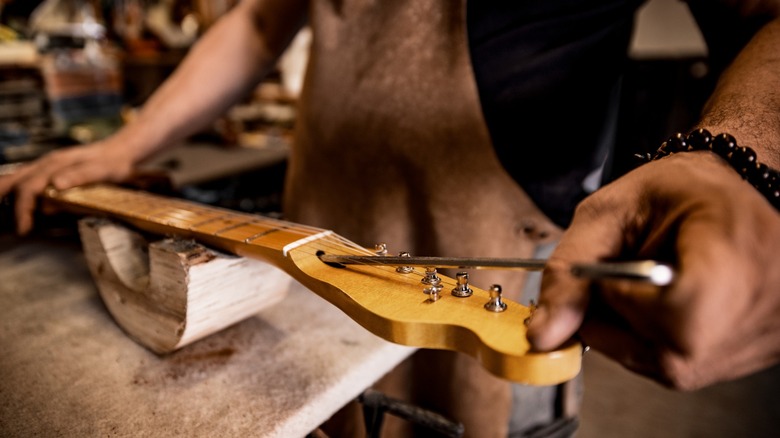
78, 217, 291, 354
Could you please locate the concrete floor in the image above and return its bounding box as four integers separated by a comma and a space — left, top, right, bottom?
577, 351, 780, 438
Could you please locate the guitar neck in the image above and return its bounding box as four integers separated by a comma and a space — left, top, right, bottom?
43, 183, 583, 386
43, 184, 338, 268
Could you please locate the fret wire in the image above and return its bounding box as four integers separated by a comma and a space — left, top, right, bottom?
243, 225, 290, 243
143, 204, 200, 220
190, 213, 256, 230
91, 199, 163, 219
146, 206, 221, 223
142, 207, 188, 222
123, 197, 224, 223
69, 187, 435, 284
210, 221, 259, 236
113, 189, 431, 284
66, 185, 339, 246
190, 213, 238, 228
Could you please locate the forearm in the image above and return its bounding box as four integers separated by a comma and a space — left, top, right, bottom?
697, 16, 780, 168
113, 0, 307, 164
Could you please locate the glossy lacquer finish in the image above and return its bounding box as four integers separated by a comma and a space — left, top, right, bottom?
46, 184, 582, 385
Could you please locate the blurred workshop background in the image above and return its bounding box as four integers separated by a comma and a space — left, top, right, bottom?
0, 0, 709, 223
1, 2, 778, 437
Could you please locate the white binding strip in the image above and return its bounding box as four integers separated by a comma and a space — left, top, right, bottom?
282, 230, 334, 256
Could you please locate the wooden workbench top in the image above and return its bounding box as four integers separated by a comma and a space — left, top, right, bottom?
0, 235, 414, 437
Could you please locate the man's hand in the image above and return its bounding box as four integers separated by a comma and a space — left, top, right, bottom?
0, 141, 134, 235
527, 151, 780, 390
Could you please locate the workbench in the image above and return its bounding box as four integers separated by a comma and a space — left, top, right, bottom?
0, 234, 414, 437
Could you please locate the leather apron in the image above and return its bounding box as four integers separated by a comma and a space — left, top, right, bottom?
284, 1, 563, 436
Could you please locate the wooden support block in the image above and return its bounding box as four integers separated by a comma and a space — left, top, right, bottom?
78, 217, 291, 354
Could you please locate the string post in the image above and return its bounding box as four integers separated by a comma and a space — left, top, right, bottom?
451, 272, 473, 298
484, 284, 507, 312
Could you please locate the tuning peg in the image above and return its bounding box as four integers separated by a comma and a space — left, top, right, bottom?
451, 272, 473, 297
395, 252, 414, 273
374, 243, 388, 255
421, 267, 441, 286
484, 284, 507, 312
424, 284, 443, 301
422, 267, 443, 301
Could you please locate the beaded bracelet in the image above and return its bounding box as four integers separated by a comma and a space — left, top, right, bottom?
639, 128, 780, 210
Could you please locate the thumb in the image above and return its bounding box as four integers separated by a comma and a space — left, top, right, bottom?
526, 260, 589, 351
527, 196, 631, 351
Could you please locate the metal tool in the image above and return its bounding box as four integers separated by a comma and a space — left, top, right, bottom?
318, 254, 675, 286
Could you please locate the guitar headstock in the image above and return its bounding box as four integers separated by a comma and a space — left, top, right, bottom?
285, 240, 583, 386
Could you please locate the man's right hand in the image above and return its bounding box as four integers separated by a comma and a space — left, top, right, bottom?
526, 151, 780, 390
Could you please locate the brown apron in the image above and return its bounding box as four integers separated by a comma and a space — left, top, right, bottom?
284, 1, 563, 436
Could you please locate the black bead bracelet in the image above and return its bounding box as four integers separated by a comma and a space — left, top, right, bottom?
639, 129, 780, 210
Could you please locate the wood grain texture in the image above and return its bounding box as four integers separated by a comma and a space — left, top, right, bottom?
46, 184, 582, 385
78, 217, 291, 354
285, 242, 582, 386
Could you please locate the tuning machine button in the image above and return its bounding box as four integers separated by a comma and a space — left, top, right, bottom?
422, 267, 443, 300
396, 252, 414, 273
484, 284, 507, 312
374, 243, 388, 255
421, 267, 441, 286
424, 284, 443, 301
451, 272, 473, 297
